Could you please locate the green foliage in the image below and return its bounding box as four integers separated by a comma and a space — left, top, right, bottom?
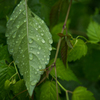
87, 21, 100, 43
0, 60, 16, 99
39, 81, 61, 100
12, 79, 29, 100
68, 39, 87, 62
0, 45, 11, 62
6, 0, 53, 96
72, 86, 95, 100
0, 0, 100, 99
49, 58, 80, 83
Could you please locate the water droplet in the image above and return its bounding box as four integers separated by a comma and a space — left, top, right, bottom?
29, 54, 33, 60
42, 59, 44, 61
17, 25, 20, 28
19, 9, 22, 12
19, 47, 21, 49
16, 41, 18, 43
45, 62, 47, 64
39, 66, 42, 69
49, 39, 53, 44
12, 32, 16, 38
39, 47, 41, 50
24, 19, 26, 22
31, 80, 37, 86
23, 55, 25, 57
44, 55, 46, 58
36, 35, 38, 37
29, 38, 33, 43
41, 20, 44, 23
18, 35, 21, 37
38, 25, 41, 28
37, 52, 40, 54
20, 49, 23, 53
35, 28, 38, 30
49, 46, 52, 51
10, 18, 13, 20
47, 58, 49, 61
35, 72, 37, 74
41, 33, 44, 36
37, 38, 39, 40
42, 39, 45, 43
37, 69, 39, 71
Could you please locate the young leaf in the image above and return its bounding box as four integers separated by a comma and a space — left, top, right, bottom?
68, 39, 87, 62
87, 21, 100, 43
39, 81, 61, 100
0, 60, 16, 96
6, 0, 53, 96
61, 38, 68, 66
48, 59, 80, 83
12, 79, 29, 100
72, 86, 95, 100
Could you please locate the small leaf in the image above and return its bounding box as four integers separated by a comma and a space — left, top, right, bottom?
12, 79, 29, 100
48, 59, 80, 83
68, 39, 87, 62
72, 86, 95, 100
87, 21, 100, 43
61, 38, 68, 66
4, 80, 11, 90
39, 81, 61, 100
6, 0, 53, 96
0, 60, 15, 97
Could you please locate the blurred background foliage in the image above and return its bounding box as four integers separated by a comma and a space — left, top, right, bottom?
0, 0, 100, 99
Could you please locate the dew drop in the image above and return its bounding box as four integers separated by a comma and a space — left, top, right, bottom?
23, 55, 25, 57
42, 39, 45, 43
42, 59, 44, 61
49, 39, 53, 44
44, 55, 46, 58
16, 41, 18, 43
39, 66, 42, 69
31, 80, 37, 86
47, 58, 49, 61
18, 35, 21, 37
12, 32, 16, 38
35, 28, 38, 30
49, 46, 52, 51
39, 47, 41, 50
37, 52, 40, 54
17, 25, 20, 28
38, 25, 41, 28
29, 54, 33, 60
35, 72, 37, 74
24, 19, 26, 22
36, 35, 38, 37
41, 20, 44, 23
37, 38, 39, 40
41, 33, 44, 36
29, 38, 33, 43
10, 49, 13, 53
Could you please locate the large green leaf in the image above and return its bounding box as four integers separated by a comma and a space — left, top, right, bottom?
39, 81, 61, 100
87, 21, 100, 43
49, 59, 80, 83
6, 0, 53, 96
68, 39, 87, 62
72, 86, 95, 100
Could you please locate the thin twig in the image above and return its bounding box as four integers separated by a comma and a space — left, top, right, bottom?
53, 0, 72, 100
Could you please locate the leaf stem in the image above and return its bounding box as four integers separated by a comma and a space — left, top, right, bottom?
66, 91, 69, 100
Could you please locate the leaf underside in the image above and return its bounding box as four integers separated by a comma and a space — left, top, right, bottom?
6, 0, 53, 96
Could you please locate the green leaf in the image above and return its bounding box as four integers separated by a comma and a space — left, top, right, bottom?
72, 86, 95, 100
68, 39, 87, 62
61, 38, 68, 66
6, 0, 53, 96
87, 21, 100, 43
0, 45, 11, 62
39, 81, 61, 100
12, 79, 29, 100
0, 60, 16, 97
49, 59, 80, 83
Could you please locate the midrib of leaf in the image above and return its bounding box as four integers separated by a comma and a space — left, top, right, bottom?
25, 0, 30, 68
